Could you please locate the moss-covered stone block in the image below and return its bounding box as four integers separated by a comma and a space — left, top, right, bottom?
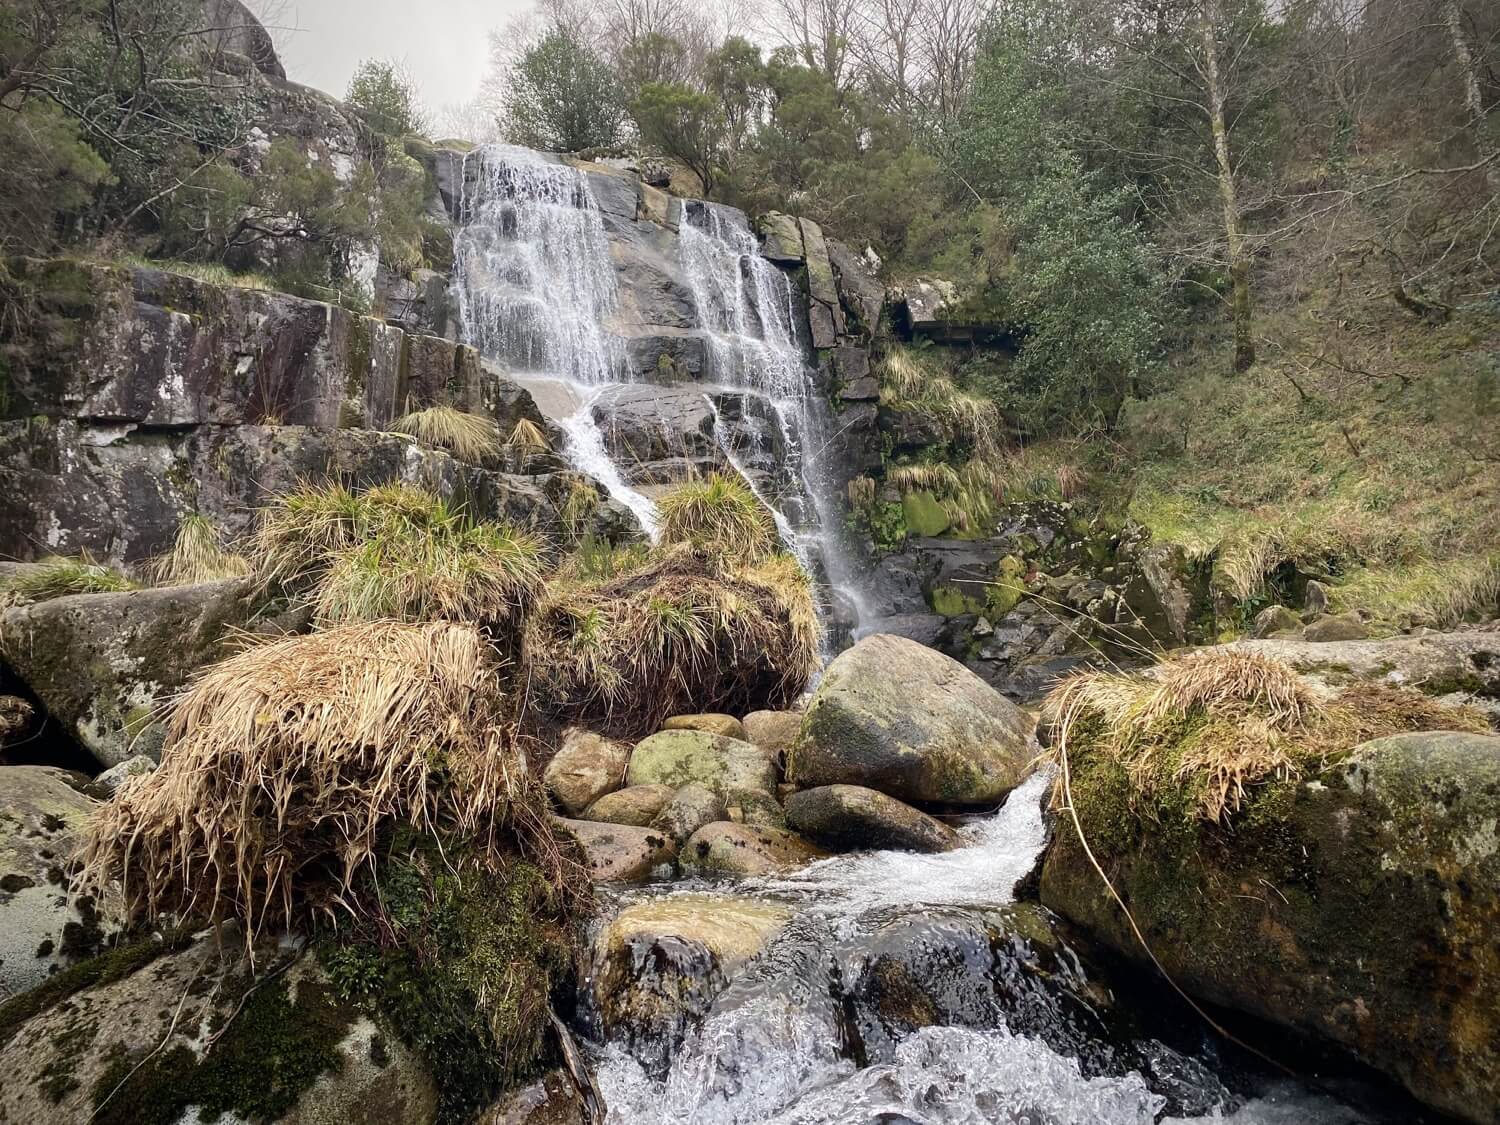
902, 490, 950, 538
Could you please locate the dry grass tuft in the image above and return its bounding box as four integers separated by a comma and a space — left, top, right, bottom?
149, 514, 250, 586
1046, 646, 1488, 824
656, 473, 779, 561
847, 475, 877, 508
1332, 555, 1500, 629
506, 417, 552, 453
526, 544, 819, 737
392, 404, 503, 464
0, 555, 135, 603
876, 346, 1003, 461
78, 621, 561, 941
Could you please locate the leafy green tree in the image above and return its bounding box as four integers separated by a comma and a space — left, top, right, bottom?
632, 82, 724, 196
619, 32, 690, 92
346, 59, 428, 137
1001, 152, 1166, 434
703, 37, 767, 164
504, 29, 626, 152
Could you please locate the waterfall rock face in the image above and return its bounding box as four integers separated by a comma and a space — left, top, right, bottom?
0, 258, 623, 567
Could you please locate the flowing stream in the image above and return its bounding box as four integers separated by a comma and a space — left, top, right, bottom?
587, 775, 1374, 1125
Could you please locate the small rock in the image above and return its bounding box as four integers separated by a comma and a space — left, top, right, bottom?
584, 784, 678, 827
1250, 605, 1302, 639
725, 788, 785, 829
741, 711, 802, 757
784, 785, 960, 854
678, 824, 826, 878
972, 617, 994, 638
482, 1070, 584, 1125
650, 784, 725, 845
1304, 580, 1331, 616
95, 753, 157, 794
544, 729, 629, 816
555, 818, 675, 884
627, 730, 777, 795
1304, 611, 1369, 643
0, 696, 35, 746
661, 713, 748, 741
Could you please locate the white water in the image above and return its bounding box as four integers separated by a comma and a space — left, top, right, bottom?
453, 145, 661, 531
593, 773, 1371, 1125
680, 204, 878, 639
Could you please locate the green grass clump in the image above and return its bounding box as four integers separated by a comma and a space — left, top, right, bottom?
1332, 555, 1500, 629
117, 254, 274, 291
877, 346, 1003, 461
149, 514, 250, 586
0, 556, 135, 603
251, 481, 544, 628
657, 473, 779, 561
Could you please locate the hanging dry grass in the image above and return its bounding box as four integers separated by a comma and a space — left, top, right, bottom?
1045, 647, 1489, 824
525, 544, 819, 737
78, 621, 560, 942
149, 514, 251, 586
391, 404, 503, 464
656, 473, 779, 561
847, 475, 877, 508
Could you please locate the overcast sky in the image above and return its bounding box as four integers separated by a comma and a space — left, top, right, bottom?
253, 0, 531, 114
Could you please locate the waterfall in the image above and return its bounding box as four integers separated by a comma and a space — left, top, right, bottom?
452, 145, 660, 533
680, 204, 876, 641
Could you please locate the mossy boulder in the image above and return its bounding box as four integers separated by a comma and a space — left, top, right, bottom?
0, 938, 436, 1125
784, 785, 959, 854
1040, 730, 1500, 1124
589, 894, 789, 1072
661, 712, 748, 741
678, 824, 826, 877
583, 784, 677, 827
542, 728, 629, 816
0, 766, 116, 1001
1303, 611, 1370, 642
724, 787, 786, 829
1227, 631, 1500, 696
754, 213, 805, 263
649, 784, 725, 846
789, 634, 1034, 806
0, 580, 261, 767
555, 818, 675, 883
626, 730, 777, 796
1249, 604, 1302, 638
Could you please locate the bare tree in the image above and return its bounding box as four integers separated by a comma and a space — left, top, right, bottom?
767, 0, 860, 86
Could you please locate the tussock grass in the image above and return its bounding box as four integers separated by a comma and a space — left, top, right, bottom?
78, 621, 560, 942
314, 518, 544, 629
506, 417, 551, 453
656, 473, 779, 561
847, 476, 877, 507
1332, 555, 1500, 628
149, 514, 250, 586
877, 346, 1002, 461
251, 482, 542, 628
0, 555, 135, 603
392, 404, 503, 464
526, 544, 818, 736
118, 254, 274, 291
1046, 647, 1488, 824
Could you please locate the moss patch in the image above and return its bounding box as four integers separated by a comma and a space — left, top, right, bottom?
89, 973, 356, 1125
902, 489, 950, 537
321, 840, 577, 1125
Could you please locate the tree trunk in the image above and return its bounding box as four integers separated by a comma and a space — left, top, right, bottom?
1443, 0, 1500, 196
1200, 1, 1254, 372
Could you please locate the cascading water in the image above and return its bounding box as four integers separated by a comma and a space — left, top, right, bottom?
453, 144, 660, 536
588, 774, 1377, 1125
679, 203, 877, 642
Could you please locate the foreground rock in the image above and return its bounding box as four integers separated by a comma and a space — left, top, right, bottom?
678, 824, 825, 877
784, 785, 959, 854
590, 894, 790, 1071
556, 818, 675, 883
626, 730, 777, 796
0, 766, 113, 1001
1227, 629, 1500, 696
1041, 730, 1500, 1124
0, 939, 437, 1123
543, 729, 629, 816
741, 710, 801, 758
649, 785, 724, 845
0, 580, 260, 766
790, 634, 1034, 806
